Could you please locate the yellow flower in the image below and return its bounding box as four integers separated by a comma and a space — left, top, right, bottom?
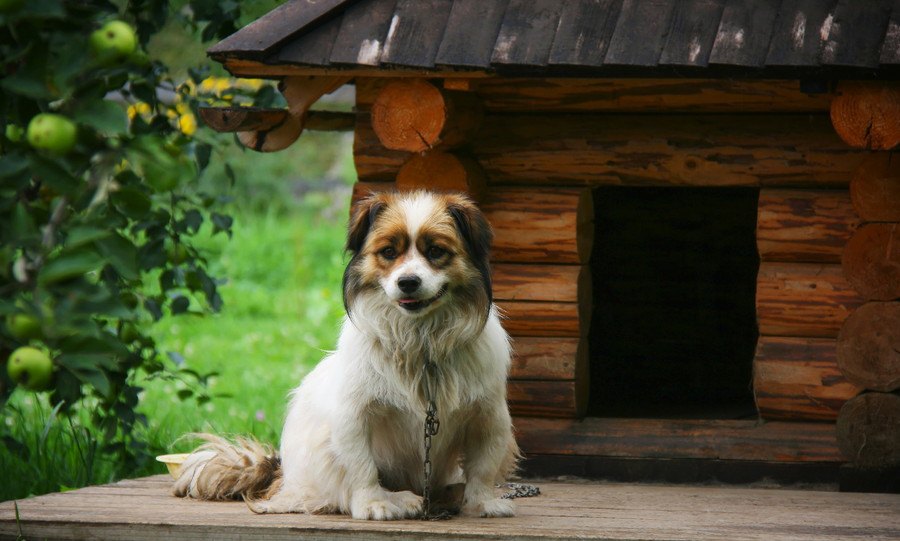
178, 113, 197, 136
127, 102, 151, 120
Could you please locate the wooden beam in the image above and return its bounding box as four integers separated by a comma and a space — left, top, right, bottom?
509, 336, 580, 380
756, 262, 864, 338
355, 112, 866, 187
756, 189, 859, 264
513, 417, 843, 463
837, 302, 900, 392
831, 82, 900, 150
199, 107, 354, 133
507, 380, 579, 418
492, 264, 587, 303
753, 336, 861, 421
395, 151, 487, 202
370, 79, 483, 152
851, 153, 900, 222
841, 223, 900, 301
836, 391, 900, 469
357, 77, 835, 113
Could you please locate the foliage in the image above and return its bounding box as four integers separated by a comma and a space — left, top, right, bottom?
0, 0, 273, 479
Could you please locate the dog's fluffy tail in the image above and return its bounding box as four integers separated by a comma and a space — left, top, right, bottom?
172, 433, 282, 501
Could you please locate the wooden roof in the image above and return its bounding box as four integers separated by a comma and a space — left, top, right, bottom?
210, 0, 900, 78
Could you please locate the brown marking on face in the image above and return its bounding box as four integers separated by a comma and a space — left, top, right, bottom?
343, 190, 493, 317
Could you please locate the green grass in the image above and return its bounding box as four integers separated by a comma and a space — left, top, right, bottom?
1, 131, 357, 501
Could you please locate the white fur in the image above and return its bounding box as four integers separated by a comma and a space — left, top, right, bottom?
249, 193, 517, 519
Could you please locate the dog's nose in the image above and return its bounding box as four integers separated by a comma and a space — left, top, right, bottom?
397, 275, 421, 294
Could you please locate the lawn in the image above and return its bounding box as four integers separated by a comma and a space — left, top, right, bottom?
1, 131, 357, 501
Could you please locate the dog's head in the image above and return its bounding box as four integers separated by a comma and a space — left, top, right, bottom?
342, 190, 492, 321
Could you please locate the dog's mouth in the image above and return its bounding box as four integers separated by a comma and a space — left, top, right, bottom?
397, 284, 448, 312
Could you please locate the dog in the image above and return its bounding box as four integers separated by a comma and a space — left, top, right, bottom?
173, 190, 519, 520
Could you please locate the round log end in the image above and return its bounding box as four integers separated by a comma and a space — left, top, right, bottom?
836, 391, 900, 469
395, 150, 487, 201
371, 79, 447, 153
831, 82, 900, 150
837, 302, 900, 392
842, 223, 900, 301
851, 153, 900, 222
236, 114, 303, 152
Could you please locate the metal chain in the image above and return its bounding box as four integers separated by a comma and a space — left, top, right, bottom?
420, 358, 450, 520
418, 358, 540, 519
499, 482, 541, 499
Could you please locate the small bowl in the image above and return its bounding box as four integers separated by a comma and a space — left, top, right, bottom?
156, 453, 190, 478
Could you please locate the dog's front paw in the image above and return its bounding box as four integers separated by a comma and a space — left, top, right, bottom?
350, 488, 422, 520
463, 497, 516, 518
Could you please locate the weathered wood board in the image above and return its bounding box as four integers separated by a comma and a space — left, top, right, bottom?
2, 475, 898, 541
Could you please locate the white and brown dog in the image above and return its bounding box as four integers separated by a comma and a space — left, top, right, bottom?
173, 190, 519, 520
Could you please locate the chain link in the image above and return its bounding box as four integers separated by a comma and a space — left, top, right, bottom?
418, 358, 539, 519
420, 359, 450, 520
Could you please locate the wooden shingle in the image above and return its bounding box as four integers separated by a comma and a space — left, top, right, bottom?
380, 0, 454, 68
709, 0, 780, 67
605, 0, 677, 67
329, 0, 397, 66
435, 0, 510, 68
820, 0, 893, 68
765, 0, 838, 67
659, 0, 726, 67
548, 0, 625, 67
491, 0, 564, 67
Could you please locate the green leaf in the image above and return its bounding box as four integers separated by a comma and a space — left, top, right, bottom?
95, 233, 139, 281
111, 185, 152, 218
72, 100, 128, 136
0, 154, 29, 180
176, 389, 193, 400
28, 155, 81, 195
210, 212, 232, 236
66, 226, 110, 248
38, 248, 105, 284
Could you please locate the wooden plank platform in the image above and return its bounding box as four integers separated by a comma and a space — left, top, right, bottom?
2, 475, 899, 540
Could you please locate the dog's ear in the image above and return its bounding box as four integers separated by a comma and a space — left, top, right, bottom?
346, 195, 386, 254
448, 197, 493, 304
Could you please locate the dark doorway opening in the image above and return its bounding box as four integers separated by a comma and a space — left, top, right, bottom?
588, 187, 760, 419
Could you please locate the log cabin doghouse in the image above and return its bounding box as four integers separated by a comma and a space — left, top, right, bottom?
202, 0, 900, 489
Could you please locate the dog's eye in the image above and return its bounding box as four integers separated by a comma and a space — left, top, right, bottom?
379, 246, 397, 260
425, 246, 447, 260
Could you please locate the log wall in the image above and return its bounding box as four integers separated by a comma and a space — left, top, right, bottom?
352, 77, 880, 465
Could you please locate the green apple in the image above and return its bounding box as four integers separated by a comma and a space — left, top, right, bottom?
7, 346, 54, 391
90, 20, 138, 66
5, 124, 23, 142
26, 113, 77, 154
5, 313, 41, 341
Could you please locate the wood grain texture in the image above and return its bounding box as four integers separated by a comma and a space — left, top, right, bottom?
4, 475, 900, 541
513, 417, 844, 462
756, 189, 859, 264
492, 264, 586, 303
434, 0, 509, 68
507, 380, 579, 417
709, 0, 779, 67
329, 0, 397, 66
490, 0, 563, 66
836, 391, 900, 468
880, 0, 900, 65
841, 223, 900, 301
355, 113, 866, 187
350, 183, 594, 265
604, 0, 677, 66
756, 262, 864, 338
819, 0, 893, 68
276, 13, 341, 66
483, 187, 593, 264
764, 0, 838, 66
199, 108, 354, 133
495, 301, 582, 338
548, 0, 624, 67
851, 153, 900, 222
395, 151, 487, 201
356, 77, 834, 113
208, 0, 354, 58
370, 79, 483, 152
753, 336, 861, 421
831, 82, 900, 150
659, 0, 724, 67
379, 0, 454, 68
509, 336, 580, 380
837, 302, 900, 392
